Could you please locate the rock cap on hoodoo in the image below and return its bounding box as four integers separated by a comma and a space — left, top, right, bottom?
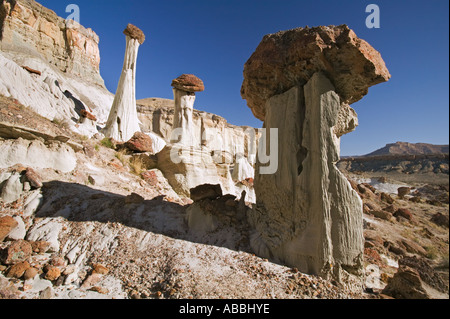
241, 24, 391, 121
123, 24, 145, 44
171, 74, 205, 93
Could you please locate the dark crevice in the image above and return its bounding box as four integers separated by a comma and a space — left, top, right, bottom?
297, 86, 308, 176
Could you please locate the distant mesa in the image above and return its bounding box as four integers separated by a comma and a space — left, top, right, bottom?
365, 142, 449, 157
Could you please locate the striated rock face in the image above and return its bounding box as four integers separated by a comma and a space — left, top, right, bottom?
243, 25, 390, 285
137, 98, 260, 164
249, 73, 364, 281
0, 0, 104, 87
241, 25, 391, 121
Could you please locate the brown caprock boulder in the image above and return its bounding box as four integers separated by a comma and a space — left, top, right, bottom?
241, 25, 391, 121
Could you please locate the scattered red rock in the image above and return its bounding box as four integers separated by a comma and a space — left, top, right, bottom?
394, 208, 414, 221
30, 241, 51, 254
382, 265, 430, 299
125, 132, 153, 153
141, 170, 158, 187
23, 267, 39, 280
0, 216, 18, 242
430, 213, 449, 228
92, 263, 109, 275
44, 266, 61, 281
80, 109, 97, 121
24, 167, 43, 188
21, 65, 41, 76
380, 192, 395, 204
3, 240, 32, 265
6, 261, 31, 279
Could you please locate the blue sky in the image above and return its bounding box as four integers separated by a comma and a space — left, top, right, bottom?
39, 0, 449, 156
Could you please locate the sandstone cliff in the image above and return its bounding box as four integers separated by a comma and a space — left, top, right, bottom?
0, 0, 104, 87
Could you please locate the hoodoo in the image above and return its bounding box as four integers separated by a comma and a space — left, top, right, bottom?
171, 74, 205, 146
103, 24, 145, 142
241, 25, 391, 284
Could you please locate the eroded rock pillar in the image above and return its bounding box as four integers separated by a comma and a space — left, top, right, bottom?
249, 73, 364, 281
104, 24, 145, 142
172, 89, 196, 146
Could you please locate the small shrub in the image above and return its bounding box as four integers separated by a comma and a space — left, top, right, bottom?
101, 138, 115, 149
129, 156, 145, 175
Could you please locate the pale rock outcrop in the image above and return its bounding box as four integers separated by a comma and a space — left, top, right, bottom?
0, 172, 23, 203
243, 25, 390, 283
157, 145, 224, 198
0, 0, 112, 137
137, 99, 260, 162
103, 24, 145, 142
0, 138, 77, 173
232, 156, 255, 182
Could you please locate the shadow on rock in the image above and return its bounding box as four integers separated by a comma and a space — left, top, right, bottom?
36, 181, 252, 254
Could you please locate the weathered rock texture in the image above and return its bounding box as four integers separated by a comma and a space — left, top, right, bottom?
243, 25, 390, 284
171, 74, 205, 93
241, 25, 391, 121
171, 74, 204, 146
137, 98, 260, 166
103, 24, 145, 142
0, 0, 104, 87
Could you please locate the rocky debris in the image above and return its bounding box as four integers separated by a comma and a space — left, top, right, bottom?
398, 187, 412, 199
190, 184, 223, 202
0, 172, 23, 204
241, 25, 391, 120
44, 266, 61, 281
431, 213, 449, 228
80, 109, 97, 122
393, 208, 414, 222
171, 74, 205, 93
21, 66, 41, 76
24, 168, 43, 189
369, 210, 392, 221
399, 256, 448, 294
2, 239, 33, 265
382, 265, 430, 299
124, 132, 153, 153
0, 216, 18, 242
103, 24, 145, 142
380, 192, 395, 204
337, 154, 449, 185
123, 24, 146, 45
6, 261, 30, 279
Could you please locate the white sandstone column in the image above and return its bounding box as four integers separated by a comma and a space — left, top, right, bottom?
104, 24, 145, 142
